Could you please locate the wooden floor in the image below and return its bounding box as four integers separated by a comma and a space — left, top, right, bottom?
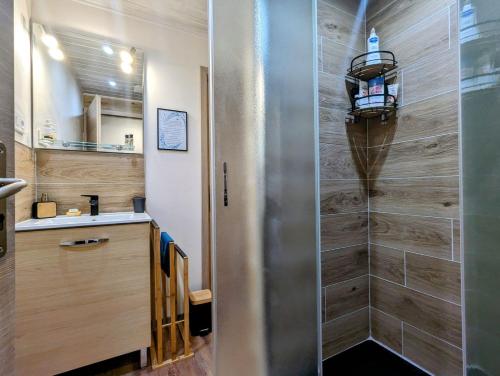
59, 335, 212, 376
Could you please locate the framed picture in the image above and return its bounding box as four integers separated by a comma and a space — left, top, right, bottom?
157, 108, 188, 151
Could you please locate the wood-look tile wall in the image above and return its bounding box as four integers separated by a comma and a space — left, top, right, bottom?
27, 149, 145, 216
15, 142, 36, 222
319, 0, 463, 372
318, 0, 370, 360
367, 1, 463, 374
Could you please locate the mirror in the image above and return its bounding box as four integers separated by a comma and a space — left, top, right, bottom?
32, 22, 144, 154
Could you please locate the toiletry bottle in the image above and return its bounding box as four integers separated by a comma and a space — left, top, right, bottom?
368, 76, 385, 107
367, 28, 382, 65
358, 81, 369, 109
460, 0, 478, 41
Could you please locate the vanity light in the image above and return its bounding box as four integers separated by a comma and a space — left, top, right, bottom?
109, 80, 117, 87
120, 50, 133, 64
41, 34, 58, 48
102, 45, 114, 55
121, 62, 133, 74
48, 48, 64, 61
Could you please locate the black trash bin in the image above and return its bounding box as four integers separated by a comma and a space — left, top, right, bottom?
133, 196, 146, 213
189, 289, 212, 337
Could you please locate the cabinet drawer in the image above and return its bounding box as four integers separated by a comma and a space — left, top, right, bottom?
15, 223, 150, 376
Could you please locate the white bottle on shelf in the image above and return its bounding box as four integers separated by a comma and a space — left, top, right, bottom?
367, 28, 382, 65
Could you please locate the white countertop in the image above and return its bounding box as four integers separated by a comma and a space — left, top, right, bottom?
16, 212, 152, 232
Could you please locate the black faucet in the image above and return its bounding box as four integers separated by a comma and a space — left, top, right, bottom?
81, 195, 99, 216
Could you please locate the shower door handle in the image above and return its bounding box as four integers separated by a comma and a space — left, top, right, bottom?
223, 162, 228, 207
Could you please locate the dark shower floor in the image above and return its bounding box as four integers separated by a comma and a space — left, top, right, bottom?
322, 340, 429, 376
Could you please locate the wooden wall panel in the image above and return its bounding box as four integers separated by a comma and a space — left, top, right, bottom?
322, 307, 369, 359
325, 275, 368, 320
321, 179, 367, 214
36, 149, 144, 185
321, 212, 368, 251
406, 252, 461, 304
321, 244, 368, 286
35, 149, 144, 215
370, 212, 452, 259
371, 308, 402, 353
15, 142, 36, 222
318, 0, 369, 358
369, 176, 459, 218
321, 143, 366, 180
317, 0, 364, 51
370, 244, 404, 285
382, 8, 450, 68
371, 276, 462, 347
403, 323, 463, 376
368, 91, 458, 147
368, 134, 459, 179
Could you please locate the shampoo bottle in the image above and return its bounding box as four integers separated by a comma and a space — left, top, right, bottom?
367, 28, 382, 65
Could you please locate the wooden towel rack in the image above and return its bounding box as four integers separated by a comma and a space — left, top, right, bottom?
150, 221, 193, 368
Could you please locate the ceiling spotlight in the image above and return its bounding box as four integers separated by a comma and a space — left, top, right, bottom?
102, 45, 114, 55
121, 62, 133, 74
120, 50, 133, 64
48, 48, 64, 61
41, 34, 58, 49
109, 80, 117, 87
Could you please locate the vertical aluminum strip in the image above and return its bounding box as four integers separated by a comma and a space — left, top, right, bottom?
459, 1, 500, 375
210, 1, 319, 375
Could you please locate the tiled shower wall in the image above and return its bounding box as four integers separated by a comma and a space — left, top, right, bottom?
318, 0, 369, 360
319, 0, 463, 373
367, 0, 462, 375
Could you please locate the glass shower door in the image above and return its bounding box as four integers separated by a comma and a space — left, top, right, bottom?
460, 0, 500, 375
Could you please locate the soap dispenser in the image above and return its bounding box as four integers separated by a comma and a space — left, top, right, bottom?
367, 28, 382, 65
32, 193, 57, 219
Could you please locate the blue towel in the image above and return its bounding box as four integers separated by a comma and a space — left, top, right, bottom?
160, 231, 174, 277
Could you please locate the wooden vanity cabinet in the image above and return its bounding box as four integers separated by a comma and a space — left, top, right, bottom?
15, 223, 150, 376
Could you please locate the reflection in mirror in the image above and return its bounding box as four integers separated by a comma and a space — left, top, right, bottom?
32, 22, 144, 153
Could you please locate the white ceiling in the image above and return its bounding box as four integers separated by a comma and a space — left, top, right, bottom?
73, 0, 208, 34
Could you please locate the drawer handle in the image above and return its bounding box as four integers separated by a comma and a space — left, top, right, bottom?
60, 238, 109, 247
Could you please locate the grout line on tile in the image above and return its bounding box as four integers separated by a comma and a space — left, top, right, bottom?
370, 210, 457, 221
323, 306, 369, 325
323, 274, 369, 289
449, 5, 452, 50
320, 35, 365, 54
404, 322, 463, 351
319, 0, 361, 20
403, 251, 407, 286
451, 218, 455, 262
366, 131, 459, 149
321, 242, 368, 253
322, 338, 370, 362
367, 175, 459, 181
401, 321, 404, 354
399, 88, 457, 109
371, 338, 433, 376
366, 0, 399, 22
371, 275, 461, 307
321, 211, 368, 218
405, 250, 460, 265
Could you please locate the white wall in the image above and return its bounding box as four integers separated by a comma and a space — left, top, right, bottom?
101, 115, 143, 154
32, 0, 209, 289
32, 30, 83, 145
14, 0, 32, 146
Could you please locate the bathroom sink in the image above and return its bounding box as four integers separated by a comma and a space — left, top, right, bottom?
15, 212, 151, 232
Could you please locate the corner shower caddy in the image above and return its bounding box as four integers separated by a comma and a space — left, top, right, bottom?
345, 50, 398, 122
